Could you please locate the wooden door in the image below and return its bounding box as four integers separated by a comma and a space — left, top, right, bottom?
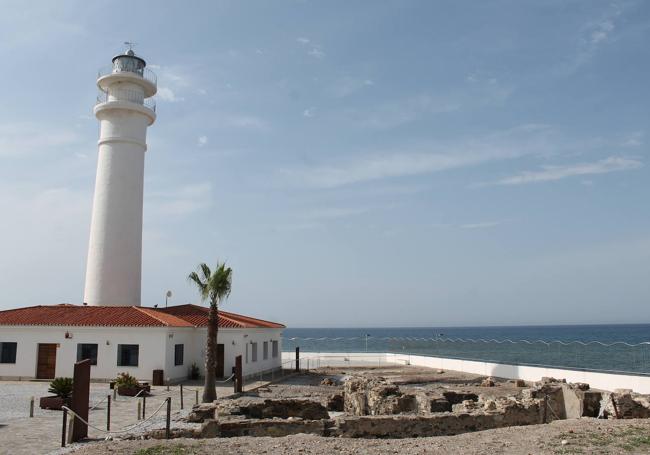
216, 343, 225, 378
37, 344, 57, 379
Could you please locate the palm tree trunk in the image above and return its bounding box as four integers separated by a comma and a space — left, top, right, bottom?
202, 300, 218, 402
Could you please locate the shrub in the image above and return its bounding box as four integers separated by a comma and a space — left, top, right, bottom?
188, 362, 200, 380
115, 372, 140, 388
48, 377, 73, 399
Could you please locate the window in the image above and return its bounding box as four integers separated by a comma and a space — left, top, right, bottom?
174, 344, 184, 366
117, 344, 139, 366
0, 342, 17, 364
77, 343, 98, 365
251, 342, 258, 362
263, 341, 268, 360
272, 340, 279, 358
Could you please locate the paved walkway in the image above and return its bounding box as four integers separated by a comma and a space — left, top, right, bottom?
0, 377, 275, 455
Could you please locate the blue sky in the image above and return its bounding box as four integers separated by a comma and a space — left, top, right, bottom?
0, 0, 648, 327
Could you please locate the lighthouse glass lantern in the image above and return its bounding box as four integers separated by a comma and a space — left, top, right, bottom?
112, 49, 146, 76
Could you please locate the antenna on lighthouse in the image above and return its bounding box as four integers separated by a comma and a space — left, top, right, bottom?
124, 41, 137, 54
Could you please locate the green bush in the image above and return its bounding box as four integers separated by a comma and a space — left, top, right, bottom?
48, 377, 73, 398
115, 372, 140, 388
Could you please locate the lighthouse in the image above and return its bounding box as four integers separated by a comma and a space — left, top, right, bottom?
83, 47, 157, 307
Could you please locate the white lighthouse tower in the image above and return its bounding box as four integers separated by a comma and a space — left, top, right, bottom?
83, 47, 157, 307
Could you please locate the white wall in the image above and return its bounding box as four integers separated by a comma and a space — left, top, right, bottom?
0, 326, 167, 381
0, 325, 284, 382
190, 328, 284, 380
283, 351, 650, 394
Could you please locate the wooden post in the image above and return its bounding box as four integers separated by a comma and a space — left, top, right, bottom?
142, 395, 146, 419
113, 387, 116, 400
295, 347, 300, 372
180, 384, 184, 410
61, 407, 68, 447
165, 397, 171, 439
71, 359, 91, 442
195, 389, 199, 405
235, 355, 243, 393
137, 401, 141, 420
29, 396, 34, 418
106, 395, 111, 431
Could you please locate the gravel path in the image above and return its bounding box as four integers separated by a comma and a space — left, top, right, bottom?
58, 418, 650, 455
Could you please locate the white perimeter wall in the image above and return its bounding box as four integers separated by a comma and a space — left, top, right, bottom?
0, 326, 283, 382
284, 351, 650, 394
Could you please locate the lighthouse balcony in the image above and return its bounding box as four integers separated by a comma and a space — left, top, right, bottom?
96, 88, 156, 113
97, 65, 157, 98
98, 64, 157, 86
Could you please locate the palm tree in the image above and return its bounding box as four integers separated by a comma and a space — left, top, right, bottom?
188, 262, 233, 403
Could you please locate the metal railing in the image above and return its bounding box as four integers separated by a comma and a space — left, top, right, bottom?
96, 88, 156, 113
282, 336, 650, 376
97, 65, 157, 86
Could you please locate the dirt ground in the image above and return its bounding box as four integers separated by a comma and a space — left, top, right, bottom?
63, 418, 650, 454
56, 367, 650, 454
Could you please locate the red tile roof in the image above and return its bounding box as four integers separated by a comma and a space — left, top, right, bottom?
158, 304, 286, 329
0, 304, 285, 329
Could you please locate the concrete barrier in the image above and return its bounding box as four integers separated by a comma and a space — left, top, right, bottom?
282, 351, 650, 394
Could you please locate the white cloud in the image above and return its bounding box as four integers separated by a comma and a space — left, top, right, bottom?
157, 87, 184, 102
308, 48, 325, 59
297, 37, 311, 44
491, 157, 642, 186
0, 123, 80, 157
197, 136, 208, 147
281, 124, 553, 188
459, 221, 501, 230
220, 114, 269, 131
621, 132, 643, 147
591, 20, 615, 44
147, 182, 212, 216
303, 107, 315, 118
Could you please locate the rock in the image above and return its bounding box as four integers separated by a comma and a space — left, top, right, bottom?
561, 440, 568, 446
437, 370, 445, 374
572, 382, 590, 391
483, 400, 497, 411
429, 397, 452, 413
321, 377, 339, 386
187, 402, 217, 423
327, 393, 344, 412
513, 379, 526, 387
481, 377, 496, 387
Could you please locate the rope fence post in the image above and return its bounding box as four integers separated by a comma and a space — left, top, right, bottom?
29, 396, 34, 418
137, 400, 141, 420
142, 395, 146, 420
195, 389, 199, 406
61, 407, 68, 447
113, 387, 116, 400
180, 384, 184, 410
106, 395, 111, 431
165, 397, 171, 439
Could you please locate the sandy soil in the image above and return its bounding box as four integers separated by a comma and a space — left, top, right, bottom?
62, 418, 650, 454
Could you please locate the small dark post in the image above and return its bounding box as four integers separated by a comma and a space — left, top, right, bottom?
142, 395, 146, 419
543, 394, 548, 423
106, 395, 111, 431
180, 384, 184, 410
165, 397, 171, 439
235, 355, 243, 393
295, 347, 300, 372
71, 359, 91, 442
61, 407, 68, 447
29, 396, 34, 418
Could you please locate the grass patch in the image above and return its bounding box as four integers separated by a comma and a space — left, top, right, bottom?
134, 445, 192, 455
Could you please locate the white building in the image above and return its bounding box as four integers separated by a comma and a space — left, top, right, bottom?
0, 47, 286, 383
0, 304, 284, 382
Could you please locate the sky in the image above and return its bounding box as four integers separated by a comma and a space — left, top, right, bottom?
0, 0, 649, 327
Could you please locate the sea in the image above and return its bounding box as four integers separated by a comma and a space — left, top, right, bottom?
282, 325, 650, 375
